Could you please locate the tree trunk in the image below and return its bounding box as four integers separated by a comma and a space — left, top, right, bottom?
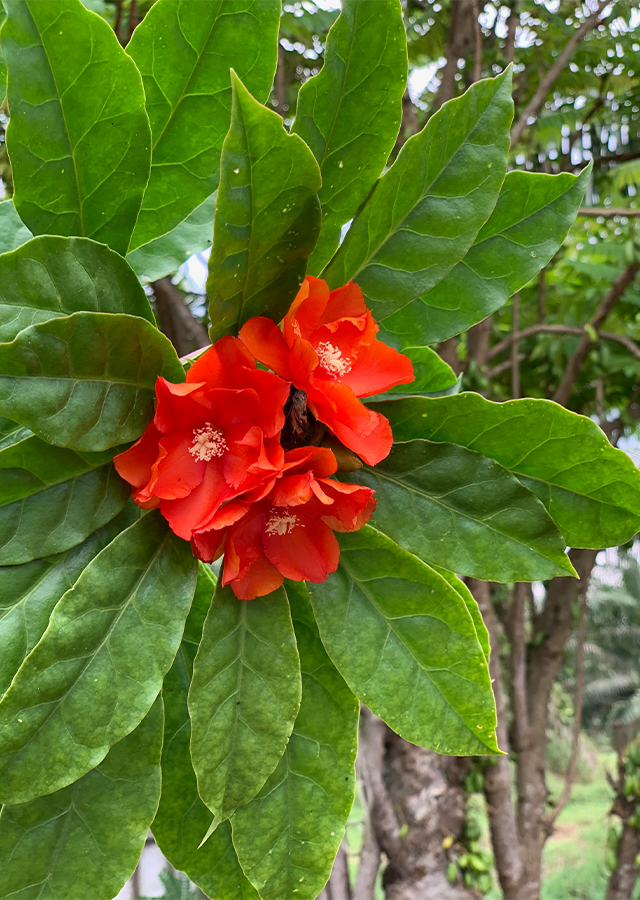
606, 823, 640, 899
381, 731, 476, 900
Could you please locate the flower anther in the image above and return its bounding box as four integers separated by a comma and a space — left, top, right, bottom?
265, 508, 303, 536
315, 341, 352, 378
189, 425, 228, 461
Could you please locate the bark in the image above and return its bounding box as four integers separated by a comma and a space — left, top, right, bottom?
431, 0, 477, 113
382, 731, 475, 900
510, 0, 612, 146
504, 2, 518, 65
554, 262, 639, 406
327, 842, 351, 900
488, 323, 640, 365
606, 750, 640, 900
579, 207, 640, 218
152, 277, 209, 357
514, 549, 598, 900
466, 316, 493, 372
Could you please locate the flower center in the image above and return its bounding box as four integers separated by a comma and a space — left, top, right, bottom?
189, 425, 228, 462
316, 341, 352, 377
265, 508, 303, 536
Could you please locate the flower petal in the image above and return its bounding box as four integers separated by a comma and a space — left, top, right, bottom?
263, 513, 339, 583
186, 335, 256, 385
114, 421, 161, 490
150, 431, 206, 500
239, 317, 292, 380
342, 339, 414, 398
160, 458, 229, 540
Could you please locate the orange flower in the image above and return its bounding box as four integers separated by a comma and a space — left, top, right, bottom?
239, 276, 413, 465
114, 337, 290, 541
190, 447, 376, 600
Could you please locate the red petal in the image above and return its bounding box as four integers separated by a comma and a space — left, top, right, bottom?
228, 366, 290, 437
114, 422, 161, 490
186, 335, 256, 385
263, 514, 339, 583
282, 446, 337, 478
321, 281, 367, 323
342, 340, 414, 398
316, 480, 377, 531
154, 378, 213, 433
308, 383, 393, 466
223, 505, 265, 582
160, 458, 229, 540
191, 529, 227, 564
226, 555, 284, 601
239, 317, 293, 380
149, 431, 206, 500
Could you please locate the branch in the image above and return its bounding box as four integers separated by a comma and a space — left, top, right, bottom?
578, 207, 640, 218
488, 323, 640, 363
152, 278, 209, 358
508, 583, 531, 752
352, 733, 381, 900
511, 292, 521, 398
327, 841, 351, 900
504, 1, 518, 66
510, 0, 612, 147
554, 262, 640, 406
545, 586, 588, 826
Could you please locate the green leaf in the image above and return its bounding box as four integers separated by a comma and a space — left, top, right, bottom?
292, 0, 406, 274
351, 439, 574, 581
430, 565, 490, 663
127, 0, 280, 250
231, 580, 359, 900
2, 0, 151, 256
0, 506, 139, 699
380, 167, 591, 345
309, 526, 499, 753
0, 511, 197, 805
322, 70, 513, 317
189, 582, 301, 821
0, 312, 184, 452
126, 192, 216, 284
152, 567, 259, 900
0, 200, 31, 255
0, 458, 129, 566
207, 73, 322, 342
384, 346, 457, 398
0, 696, 163, 900
0, 235, 154, 343
373, 392, 640, 549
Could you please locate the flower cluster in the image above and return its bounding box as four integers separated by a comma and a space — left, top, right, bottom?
115, 278, 413, 599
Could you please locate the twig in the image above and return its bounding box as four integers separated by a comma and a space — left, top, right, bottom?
545, 587, 588, 826
510, 0, 612, 147
327, 841, 351, 900
504, 1, 518, 65
508, 583, 530, 751
578, 207, 640, 218
537, 267, 546, 323
511, 293, 520, 399
488, 323, 640, 363
554, 262, 640, 405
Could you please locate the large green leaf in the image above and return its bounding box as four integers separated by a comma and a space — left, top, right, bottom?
0, 696, 163, 900
0, 312, 184, 452
0, 200, 31, 255
2, 0, 151, 255
351, 440, 574, 581
0, 511, 197, 805
0, 507, 139, 700
127, 0, 280, 250
207, 73, 322, 342
127, 192, 216, 284
152, 566, 259, 900
292, 0, 406, 274
374, 393, 640, 549
309, 526, 499, 753
0, 460, 129, 565
0, 235, 154, 343
431, 565, 490, 663
189, 582, 301, 821
380, 167, 590, 346
372, 345, 457, 399
322, 70, 513, 317
231, 581, 359, 900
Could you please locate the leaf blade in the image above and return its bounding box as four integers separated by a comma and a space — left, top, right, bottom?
292, 0, 407, 274
380, 167, 591, 345
309, 526, 499, 753
2, 0, 151, 255
322, 70, 513, 317
0, 235, 154, 343
374, 392, 640, 548
231, 580, 359, 900
0, 696, 163, 900
0, 511, 197, 805
0, 312, 184, 452
188, 581, 302, 821
351, 439, 574, 581
207, 73, 322, 341
127, 0, 280, 250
